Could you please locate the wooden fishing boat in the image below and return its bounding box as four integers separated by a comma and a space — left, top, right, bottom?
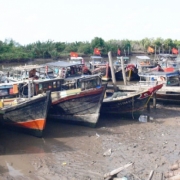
101, 84, 163, 116
114, 56, 139, 81
46, 71, 107, 126
138, 70, 180, 103
0, 81, 51, 137
136, 56, 157, 73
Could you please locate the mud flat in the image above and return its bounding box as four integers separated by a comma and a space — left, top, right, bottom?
0, 102, 180, 180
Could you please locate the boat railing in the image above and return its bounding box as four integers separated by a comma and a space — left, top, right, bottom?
139, 80, 159, 86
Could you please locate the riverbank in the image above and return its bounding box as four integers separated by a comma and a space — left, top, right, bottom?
0, 102, 180, 180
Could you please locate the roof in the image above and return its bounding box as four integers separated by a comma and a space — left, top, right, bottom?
46, 61, 83, 67
70, 57, 83, 60
117, 56, 129, 60
90, 56, 103, 59
12, 64, 45, 71
136, 56, 150, 60
138, 70, 179, 77
65, 73, 101, 81
159, 54, 177, 58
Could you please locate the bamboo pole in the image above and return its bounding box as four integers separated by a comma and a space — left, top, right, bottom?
28, 80, 31, 99
121, 56, 127, 85
153, 93, 156, 109
108, 51, 117, 91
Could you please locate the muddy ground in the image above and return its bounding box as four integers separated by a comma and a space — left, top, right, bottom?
0, 101, 180, 180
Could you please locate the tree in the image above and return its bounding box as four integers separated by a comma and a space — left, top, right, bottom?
91, 37, 106, 55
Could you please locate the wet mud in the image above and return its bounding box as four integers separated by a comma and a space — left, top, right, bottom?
0, 102, 180, 180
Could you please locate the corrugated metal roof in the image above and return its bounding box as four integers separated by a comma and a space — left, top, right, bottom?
136, 56, 150, 60
46, 61, 83, 67
12, 64, 45, 71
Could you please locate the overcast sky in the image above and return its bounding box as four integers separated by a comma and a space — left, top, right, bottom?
0, 0, 179, 45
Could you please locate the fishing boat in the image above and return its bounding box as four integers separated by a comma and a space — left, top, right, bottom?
157, 54, 180, 70
138, 69, 180, 103
136, 56, 157, 73
0, 81, 51, 137
113, 56, 139, 81
101, 84, 163, 116
89, 55, 111, 81
69, 56, 84, 64
45, 61, 107, 127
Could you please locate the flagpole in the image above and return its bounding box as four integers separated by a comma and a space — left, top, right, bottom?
154, 46, 156, 62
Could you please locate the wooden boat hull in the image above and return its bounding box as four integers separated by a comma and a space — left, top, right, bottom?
0, 91, 51, 137
48, 84, 107, 127
115, 70, 139, 81
101, 92, 150, 115
155, 91, 180, 103
101, 84, 163, 115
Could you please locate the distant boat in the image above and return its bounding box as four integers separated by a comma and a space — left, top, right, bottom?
138, 69, 180, 103
89, 55, 111, 81
113, 56, 139, 81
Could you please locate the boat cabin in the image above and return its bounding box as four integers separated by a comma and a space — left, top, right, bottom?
138, 70, 180, 86
113, 56, 130, 71
136, 56, 157, 73
69, 57, 84, 65
89, 56, 107, 69
61, 74, 102, 91
158, 54, 180, 69
7, 64, 47, 82
45, 61, 85, 79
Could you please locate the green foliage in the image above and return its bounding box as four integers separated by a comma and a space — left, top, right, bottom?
0, 37, 180, 62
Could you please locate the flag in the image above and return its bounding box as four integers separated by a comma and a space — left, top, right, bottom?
172, 48, 178, 54
117, 49, 121, 55
147, 46, 154, 53
94, 48, 101, 55
70, 52, 78, 57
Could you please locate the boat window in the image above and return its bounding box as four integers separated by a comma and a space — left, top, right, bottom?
42, 82, 52, 90
77, 80, 81, 88
53, 81, 56, 88
57, 81, 61, 88
62, 81, 75, 90
83, 79, 97, 89
167, 76, 179, 86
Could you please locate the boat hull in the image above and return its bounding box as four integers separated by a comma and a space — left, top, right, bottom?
115, 70, 139, 81
155, 92, 180, 103
0, 91, 51, 137
101, 84, 163, 116
101, 92, 150, 115
48, 84, 107, 127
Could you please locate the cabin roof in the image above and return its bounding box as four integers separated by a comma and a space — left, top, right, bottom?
136, 56, 150, 60
46, 61, 83, 67
90, 56, 103, 59
117, 56, 129, 60
65, 74, 101, 81
70, 57, 83, 60
12, 64, 45, 71
159, 54, 177, 58
138, 70, 179, 77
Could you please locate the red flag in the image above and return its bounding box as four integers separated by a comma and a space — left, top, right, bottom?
147, 46, 154, 53
70, 52, 78, 57
94, 48, 101, 55
172, 48, 178, 54
117, 49, 121, 55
